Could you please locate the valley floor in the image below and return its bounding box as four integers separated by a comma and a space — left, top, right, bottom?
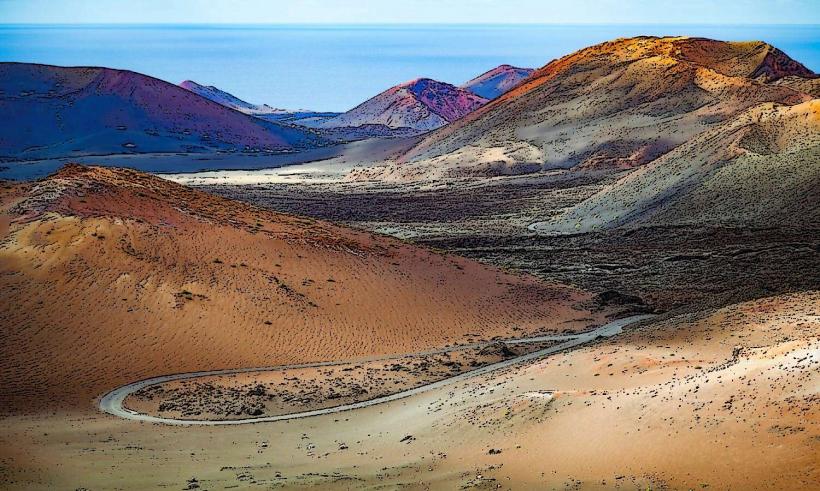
199, 171, 820, 312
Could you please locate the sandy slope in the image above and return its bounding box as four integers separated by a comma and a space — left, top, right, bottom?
534, 98, 820, 233
415, 291, 820, 489
0, 292, 814, 490
0, 164, 605, 412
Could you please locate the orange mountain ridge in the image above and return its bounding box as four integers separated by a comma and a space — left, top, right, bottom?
378, 37, 816, 179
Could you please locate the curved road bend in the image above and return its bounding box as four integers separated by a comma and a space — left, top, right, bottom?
99, 314, 655, 425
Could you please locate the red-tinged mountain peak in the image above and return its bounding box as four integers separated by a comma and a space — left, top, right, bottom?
319, 77, 487, 132
399, 78, 488, 122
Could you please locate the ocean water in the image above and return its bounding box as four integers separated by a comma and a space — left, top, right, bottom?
1, 24, 818, 112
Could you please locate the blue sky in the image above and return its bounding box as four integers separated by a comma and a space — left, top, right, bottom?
1, 0, 818, 25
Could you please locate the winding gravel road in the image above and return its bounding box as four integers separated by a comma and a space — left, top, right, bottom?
99, 314, 655, 425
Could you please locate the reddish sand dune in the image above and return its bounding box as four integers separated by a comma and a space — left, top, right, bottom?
0, 165, 605, 412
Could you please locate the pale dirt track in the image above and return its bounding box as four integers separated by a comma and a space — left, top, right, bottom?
99, 315, 654, 425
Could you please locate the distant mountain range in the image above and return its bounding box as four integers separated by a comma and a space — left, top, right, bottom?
0, 63, 325, 160
181, 65, 532, 136
0, 62, 534, 163
343, 36, 818, 233
11, 32, 815, 215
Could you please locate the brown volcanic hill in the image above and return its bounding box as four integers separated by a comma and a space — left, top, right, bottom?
532, 99, 820, 233
387, 37, 815, 179
0, 165, 604, 412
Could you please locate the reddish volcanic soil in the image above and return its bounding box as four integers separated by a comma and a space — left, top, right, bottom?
0, 164, 609, 412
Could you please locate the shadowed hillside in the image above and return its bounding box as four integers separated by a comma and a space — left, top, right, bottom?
534, 99, 820, 233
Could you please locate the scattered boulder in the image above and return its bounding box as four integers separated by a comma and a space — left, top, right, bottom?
478, 342, 517, 358
247, 384, 267, 397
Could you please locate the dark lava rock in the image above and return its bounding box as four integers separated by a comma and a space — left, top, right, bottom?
594, 290, 645, 306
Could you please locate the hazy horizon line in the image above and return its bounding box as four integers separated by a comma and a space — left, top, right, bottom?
2, 22, 819, 27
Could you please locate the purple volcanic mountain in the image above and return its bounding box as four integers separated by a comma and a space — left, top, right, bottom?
316, 78, 488, 132
461, 64, 534, 99
0, 63, 325, 160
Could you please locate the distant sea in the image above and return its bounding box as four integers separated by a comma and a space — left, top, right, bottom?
1, 24, 818, 111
